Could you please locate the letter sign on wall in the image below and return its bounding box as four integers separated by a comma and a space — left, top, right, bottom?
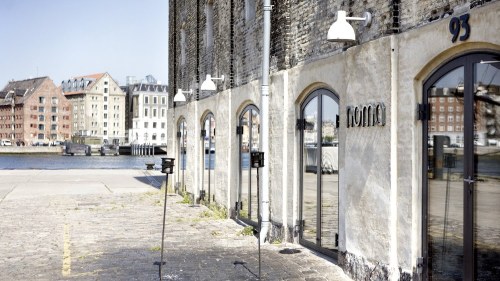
346, 103, 386, 128
449, 13, 470, 43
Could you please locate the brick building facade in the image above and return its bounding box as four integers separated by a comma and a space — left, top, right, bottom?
0, 77, 72, 145
168, 1, 500, 280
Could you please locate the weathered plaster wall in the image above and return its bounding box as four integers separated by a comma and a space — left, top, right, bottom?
342, 37, 393, 264
168, 1, 500, 280
396, 2, 500, 275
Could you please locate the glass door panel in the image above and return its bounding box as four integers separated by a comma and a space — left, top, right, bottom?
178, 119, 187, 192
209, 116, 215, 202
202, 114, 215, 202
250, 110, 260, 222
240, 110, 250, 219
321, 95, 339, 250
302, 97, 319, 244
473, 62, 500, 280
238, 107, 260, 224
427, 67, 465, 280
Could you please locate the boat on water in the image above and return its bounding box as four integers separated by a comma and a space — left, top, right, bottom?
64, 143, 91, 156
100, 144, 119, 156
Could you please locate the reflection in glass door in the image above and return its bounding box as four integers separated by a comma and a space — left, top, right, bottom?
473, 60, 500, 281
423, 52, 500, 280
299, 89, 339, 257
425, 66, 465, 280
238, 105, 260, 225
202, 113, 215, 202
177, 118, 187, 192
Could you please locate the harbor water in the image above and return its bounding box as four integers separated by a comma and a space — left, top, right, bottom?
0, 154, 164, 170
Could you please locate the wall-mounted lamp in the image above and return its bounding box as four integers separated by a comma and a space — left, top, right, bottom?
327, 11, 372, 43
200, 74, 225, 91
173, 89, 192, 102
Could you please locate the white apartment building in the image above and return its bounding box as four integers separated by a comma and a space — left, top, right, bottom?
62, 73, 126, 144
122, 83, 168, 145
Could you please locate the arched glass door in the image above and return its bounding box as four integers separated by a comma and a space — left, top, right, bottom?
202, 113, 215, 202
177, 118, 187, 192
299, 89, 339, 257
238, 105, 260, 225
423, 52, 500, 280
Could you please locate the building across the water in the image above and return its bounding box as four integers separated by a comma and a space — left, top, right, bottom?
0, 77, 72, 145
62, 73, 126, 145
121, 76, 169, 145
168, 1, 500, 280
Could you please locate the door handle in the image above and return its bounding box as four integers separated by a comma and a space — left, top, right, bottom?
464, 176, 475, 184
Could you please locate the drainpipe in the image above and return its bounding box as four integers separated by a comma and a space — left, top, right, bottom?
389, 34, 399, 280
260, 0, 272, 243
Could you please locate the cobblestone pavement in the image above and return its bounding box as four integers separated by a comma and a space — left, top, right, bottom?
0, 170, 352, 281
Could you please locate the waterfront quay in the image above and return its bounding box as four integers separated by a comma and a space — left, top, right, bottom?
0, 145, 63, 154
0, 169, 351, 281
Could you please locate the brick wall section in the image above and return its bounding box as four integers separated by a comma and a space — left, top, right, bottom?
168, 0, 176, 108
22, 79, 72, 144
0, 78, 72, 145
398, 0, 497, 32
168, 0, 498, 102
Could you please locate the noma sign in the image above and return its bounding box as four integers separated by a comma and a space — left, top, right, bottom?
346, 102, 386, 128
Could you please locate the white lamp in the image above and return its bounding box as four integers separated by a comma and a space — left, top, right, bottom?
327, 11, 372, 43
200, 74, 225, 91
174, 89, 192, 102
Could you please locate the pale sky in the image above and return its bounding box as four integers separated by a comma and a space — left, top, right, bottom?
0, 0, 169, 87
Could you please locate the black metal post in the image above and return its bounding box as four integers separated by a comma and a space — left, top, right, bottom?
258, 168, 261, 280
159, 173, 168, 280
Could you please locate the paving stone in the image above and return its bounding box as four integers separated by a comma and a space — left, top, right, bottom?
0, 170, 352, 281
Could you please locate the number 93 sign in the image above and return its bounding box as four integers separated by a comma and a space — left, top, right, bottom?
449, 13, 470, 43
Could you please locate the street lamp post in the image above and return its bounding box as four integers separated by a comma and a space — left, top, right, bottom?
158, 157, 175, 281
250, 151, 264, 280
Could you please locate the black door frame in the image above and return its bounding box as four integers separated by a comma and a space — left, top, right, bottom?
422, 51, 500, 280
202, 112, 215, 202
177, 118, 187, 193
237, 105, 259, 227
299, 88, 339, 259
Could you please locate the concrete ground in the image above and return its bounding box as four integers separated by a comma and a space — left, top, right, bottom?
0, 169, 352, 281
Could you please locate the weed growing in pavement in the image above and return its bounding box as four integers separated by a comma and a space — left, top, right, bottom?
198, 203, 227, 220
238, 226, 254, 236
208, 203, 227, 219
199, 210, 212, 218
211, 230, 222, 236
177, 191, 192, 204
271, 239, 282, 244
150, 246, 161, 252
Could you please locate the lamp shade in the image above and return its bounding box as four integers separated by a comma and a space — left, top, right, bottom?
327, 11, 356, 42
173, 89, 186, 102
200, 74, 217, 91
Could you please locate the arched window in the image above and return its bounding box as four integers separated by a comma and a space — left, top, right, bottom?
299, 88, 339, 258
177, 118, 187, 192
205, 1, 214, 49
245, 0, 256, 22
422, 51, 500, 280
201, 113, 215, 202
180, 24, 186, 66
237, 105, 260, 226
